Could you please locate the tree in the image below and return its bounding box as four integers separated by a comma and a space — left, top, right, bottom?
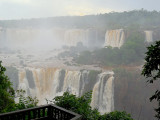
0, 61, 15, 113
15, 89, 39, 110
50, 91, 100, 120
48, 91, 134, 120
142, 41, 160, 119
100, 111, 133, 120
0, 61, 39, 113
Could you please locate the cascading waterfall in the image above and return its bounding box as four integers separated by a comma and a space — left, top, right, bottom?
4, 28, 65, 49
0, 28, 6, 46
0, 28, 98, 48
18, 70, 30, 97
104, 29, 125, 48
91, 71, 114, 114
64, 29, 87, 46
144, 31, 153, 42
14, 67, 114, 114
17, 68, 87, 104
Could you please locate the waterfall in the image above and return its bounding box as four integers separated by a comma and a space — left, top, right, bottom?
4, 28, 66, 49
86, 29, 98, 47
0, 28, 101, 48
104, 29, 125, 48
11, 67, 114, 114
144, 31, 153, 43
62, 70, 81, 96
0, 28, 6, 47
16, 68, 89, 104
64, 29, 87, 46
91, 71, 114, 114
18, 70, 30, 97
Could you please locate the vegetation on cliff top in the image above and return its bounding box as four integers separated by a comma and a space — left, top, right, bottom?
75, 30, 146, 66
1, 9, 160, 30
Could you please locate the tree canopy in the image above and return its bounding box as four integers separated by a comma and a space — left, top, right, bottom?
75, 30, 146, 66
0, 61, 38, 113
0, 61, 15, 113
50, 91, 134, 120
142, 41, 160, 119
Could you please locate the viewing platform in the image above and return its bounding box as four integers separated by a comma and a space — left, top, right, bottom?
0, 104, 82, 120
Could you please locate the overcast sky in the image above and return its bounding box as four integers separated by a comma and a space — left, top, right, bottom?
0, 0, 160, 20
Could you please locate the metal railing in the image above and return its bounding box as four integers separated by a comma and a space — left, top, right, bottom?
0, 104, 82, 120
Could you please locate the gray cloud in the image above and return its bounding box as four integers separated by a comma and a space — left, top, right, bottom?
0, 0, 160, 20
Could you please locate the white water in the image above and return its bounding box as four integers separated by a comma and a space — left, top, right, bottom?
91, 71, 114, 114
1, 27, 114, 114
64, 29, 88, 46
3, 28, 65, 49
0, 28, 96, 48
104, 29, 125, 48
144, 31, 153, 43
16, 67, 114, 114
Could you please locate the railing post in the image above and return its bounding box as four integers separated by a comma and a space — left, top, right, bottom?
50, 106, 53, 118
42, 108, 45, 117
28, 111, 31, 120
47, 105, 52, 119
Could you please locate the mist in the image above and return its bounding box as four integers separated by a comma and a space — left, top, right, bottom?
0, 5, 160, 120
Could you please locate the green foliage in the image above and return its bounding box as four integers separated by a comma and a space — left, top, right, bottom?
142, 41, 160, 83
50, 91, 134, 120
142, 40, 160, 119
1, 10, 160, 30
114, 31, 146, 64
0, 61, 15, 113
0, 61, 38, 113
100, 111, 133, 120
51, 91, 100, 120
15, 89, 39, 110
76, 30, 145, 66
76, 51, 93, 64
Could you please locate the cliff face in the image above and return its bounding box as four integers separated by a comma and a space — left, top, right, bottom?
114, 69, 158, 120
